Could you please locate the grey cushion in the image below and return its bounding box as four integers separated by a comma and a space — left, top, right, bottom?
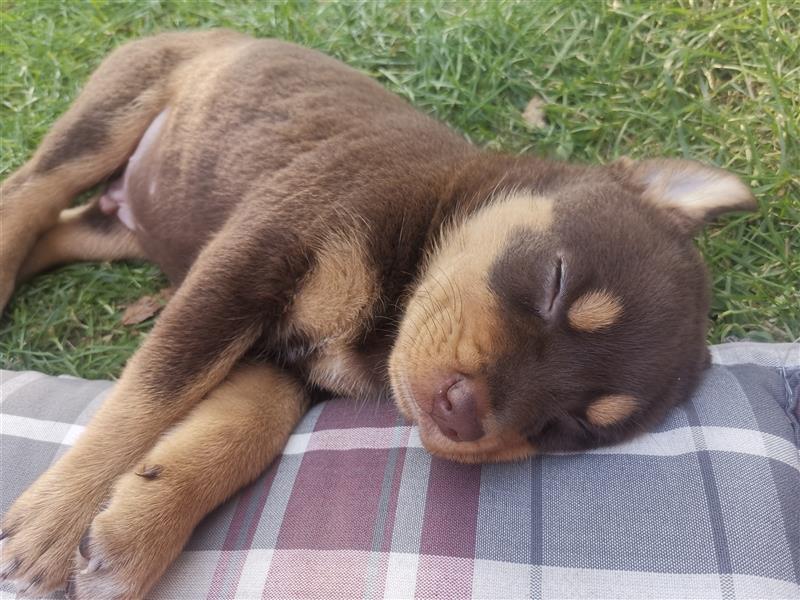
1, 342, 798, 599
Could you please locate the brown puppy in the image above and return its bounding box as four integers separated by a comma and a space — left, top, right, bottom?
0, 30, 756, 598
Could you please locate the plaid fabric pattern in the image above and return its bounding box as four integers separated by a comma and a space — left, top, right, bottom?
1, 342, 798, 599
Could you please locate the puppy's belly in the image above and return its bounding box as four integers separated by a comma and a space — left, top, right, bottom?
99, 107, 237, 282
99, 109, 170, 232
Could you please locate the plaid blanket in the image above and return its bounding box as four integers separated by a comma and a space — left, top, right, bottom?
1, 342, 798, 599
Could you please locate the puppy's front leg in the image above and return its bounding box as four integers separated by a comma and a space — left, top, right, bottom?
1, 218, 306, 596
72, 363, 307, 599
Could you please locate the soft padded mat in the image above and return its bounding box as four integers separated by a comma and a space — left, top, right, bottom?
1, 343, 798, 599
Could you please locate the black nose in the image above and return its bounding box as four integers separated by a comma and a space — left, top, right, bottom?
430, 375, 485, 442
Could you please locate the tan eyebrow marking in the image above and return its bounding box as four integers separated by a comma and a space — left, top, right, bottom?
586, 394, 639, 427
567, 289, 623, 332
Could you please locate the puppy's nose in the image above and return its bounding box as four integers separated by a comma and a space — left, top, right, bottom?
431, 376, 485, 442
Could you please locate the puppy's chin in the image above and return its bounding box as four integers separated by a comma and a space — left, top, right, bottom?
419, 416, 536, 464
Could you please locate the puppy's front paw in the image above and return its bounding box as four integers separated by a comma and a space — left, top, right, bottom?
1, 472, 101, 596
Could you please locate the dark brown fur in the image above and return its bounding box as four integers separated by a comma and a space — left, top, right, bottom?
0, 30, 756, 598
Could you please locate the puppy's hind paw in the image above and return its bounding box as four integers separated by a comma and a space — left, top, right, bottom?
69, 510, 166, 600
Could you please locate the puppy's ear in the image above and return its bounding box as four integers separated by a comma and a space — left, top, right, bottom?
614, 157, 757, 234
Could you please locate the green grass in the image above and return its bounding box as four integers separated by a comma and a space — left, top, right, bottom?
1, 0, 798, 379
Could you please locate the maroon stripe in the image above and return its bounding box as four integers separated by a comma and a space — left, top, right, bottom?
419, 458, 482, 558
242, 461, 281, 547
277, 449, 390, 550
207, 483, 256, 598
207, 459, 281, 598
314, 397, 399, 431
222, 483, 256, 551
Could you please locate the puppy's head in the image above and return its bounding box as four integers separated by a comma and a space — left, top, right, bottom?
389, 158, 755, 462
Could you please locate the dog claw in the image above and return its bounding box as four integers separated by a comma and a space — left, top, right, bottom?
0, 557, 21, 579
78, 531, 91, 559
16, 573, 43, 596
80, 556, 103, 575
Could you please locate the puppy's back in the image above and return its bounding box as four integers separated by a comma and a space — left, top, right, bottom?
131, 34, 474, 280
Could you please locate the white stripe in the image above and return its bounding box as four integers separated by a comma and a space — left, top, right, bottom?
0, 371, 42, 404
540, 566, 800, 599
407, 427, 424, 448
710, 342, 800, 367
731, 573, 800, 599
1, 414, 796, 471
234, 549, 274, 599
306, 426, 414, 452
281, 426, 419, 455
542, 566, 722, 599
62, 422, 87, 446
148, 549, 222, 599
586, 426, 697, 456
283, 431, 311, 454
581, 426, 800, 471
383, 552, 419, 599
0, 413, 84, 445
100, 549, 800, 600
472, 558, 530, 599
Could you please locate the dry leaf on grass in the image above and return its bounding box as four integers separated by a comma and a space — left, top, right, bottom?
522, 96, 547, 129
121, 288, 174, 326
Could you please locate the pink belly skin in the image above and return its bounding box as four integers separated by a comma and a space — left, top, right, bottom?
99, 108, 170, 230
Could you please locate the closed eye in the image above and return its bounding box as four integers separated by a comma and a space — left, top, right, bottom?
546, 256, 563, 313
525, 418, 556, 443
571, 414, 594, 437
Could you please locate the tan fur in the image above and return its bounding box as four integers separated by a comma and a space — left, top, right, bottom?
17, 202, 144, 281
567, 289, 623, 332
392, 193, 553, 372
586, 394, 639, 427
292, 233, 378, 341
73, 363, 305, 598
305, 339, 381, 399
388, 193, 553, 461
289, 234, 385, 399
0, 225, 264, 596
397, 192, 553, 377
410, 397, 535, 463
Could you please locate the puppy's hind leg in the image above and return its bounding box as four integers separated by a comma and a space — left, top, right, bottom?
16, 198, 146, 282
72, 362, 308, 599
1, 61, 160, 310
0, 30, 244, 311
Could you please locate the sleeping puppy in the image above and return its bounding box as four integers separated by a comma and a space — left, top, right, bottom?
0, 30, 756, 598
